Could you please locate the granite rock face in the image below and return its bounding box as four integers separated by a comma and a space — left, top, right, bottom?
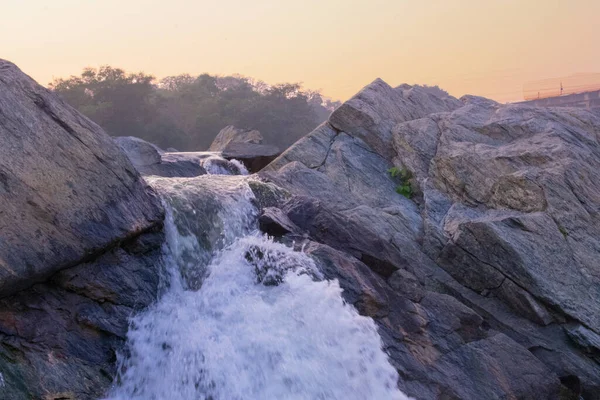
261, 79, 600, 399
0, 229, 166, 400
0, 60, 167, 399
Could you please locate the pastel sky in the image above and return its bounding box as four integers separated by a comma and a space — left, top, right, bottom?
2, 0, 599, 102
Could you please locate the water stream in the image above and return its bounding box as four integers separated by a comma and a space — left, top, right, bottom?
103, 173, 410, 400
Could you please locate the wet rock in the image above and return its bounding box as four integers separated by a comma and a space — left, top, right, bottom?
300, 241, 559, 399
221, 142, 281, 173
114, 136, 164, 164
147, 175, 256, 289
245, 243, 320, 286
258, 207, 300, 237
247, 179, 291, 209
0, 230, 165, 400
199, 155, 245, 175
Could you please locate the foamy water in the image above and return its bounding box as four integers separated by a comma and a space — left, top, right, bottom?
103, 178, 410, 400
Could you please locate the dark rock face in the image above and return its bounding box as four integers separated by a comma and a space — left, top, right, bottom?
303, 242, 561, 400
261, 80, 600, 399
0, 60, 166, 399
0, 230, 165, 400
207, 126, 280, 173
221, 142, 281, 173
0, 59, 164, 297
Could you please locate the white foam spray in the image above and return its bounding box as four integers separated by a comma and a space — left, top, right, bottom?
103, 179, 410, 400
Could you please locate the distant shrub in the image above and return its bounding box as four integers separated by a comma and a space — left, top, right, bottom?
50, 66, 339, 151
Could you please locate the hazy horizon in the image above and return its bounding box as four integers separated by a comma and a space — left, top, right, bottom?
3, 0, 600, 103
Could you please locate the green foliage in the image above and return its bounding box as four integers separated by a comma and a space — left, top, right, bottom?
558, 225, 568, 238
49, 67, 341, 151
395, 184, 413, 198
387, 167, 411, 180
388, 167, 413, 199
387, 167, 401, 178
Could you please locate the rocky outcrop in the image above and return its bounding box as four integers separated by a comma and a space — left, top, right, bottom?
115, 136, 207, 177
0, 60, 164, 297
207, 125, 280, 172
0, 229, 165, 400
221, 142, 280, 173
116, 136, 252, 176
261, 80, 600, 399
208, 125, 263, 151
0, 60, 166, 399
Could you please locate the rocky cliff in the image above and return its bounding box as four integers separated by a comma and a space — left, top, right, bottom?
261, 80, 600, 399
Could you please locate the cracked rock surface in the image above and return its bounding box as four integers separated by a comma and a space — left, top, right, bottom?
261, 80, 600, 399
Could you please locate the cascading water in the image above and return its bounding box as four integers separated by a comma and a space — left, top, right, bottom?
103, 174, 411, 400
202, 156, 249, 176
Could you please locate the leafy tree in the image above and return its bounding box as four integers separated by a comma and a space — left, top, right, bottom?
50, 66, 340, 151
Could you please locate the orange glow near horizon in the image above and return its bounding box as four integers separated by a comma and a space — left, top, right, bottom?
2, 0, 599, 103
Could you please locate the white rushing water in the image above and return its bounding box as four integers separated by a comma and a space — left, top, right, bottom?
104, 178, 410, 400
202, 155, 249, 176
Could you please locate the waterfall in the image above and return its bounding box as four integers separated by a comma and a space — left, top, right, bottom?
103, 175, 411, 400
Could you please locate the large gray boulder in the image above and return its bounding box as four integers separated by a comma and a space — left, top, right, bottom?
0, 60, 167, 399
208, 125, 263, 151
114, 136, 164, 165
412, 98, 600, 332
261, 79, 600, 399
115, 136, 207, 177
0, 59, 164, 297
209, 126, 280, 172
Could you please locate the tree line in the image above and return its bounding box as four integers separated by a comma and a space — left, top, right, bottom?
49, 66, 341, 151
